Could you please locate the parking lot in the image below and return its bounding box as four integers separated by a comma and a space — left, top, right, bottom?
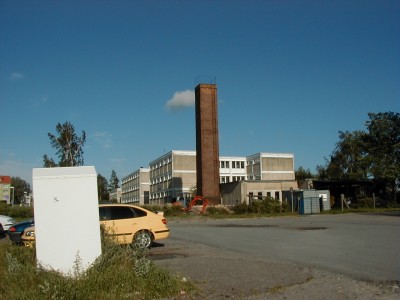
151, 212, 400, 299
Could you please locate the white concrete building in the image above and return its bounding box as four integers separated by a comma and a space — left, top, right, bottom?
122, 150, 296, 205
121, 168, 150, 205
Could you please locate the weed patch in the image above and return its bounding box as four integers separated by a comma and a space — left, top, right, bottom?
0, 234, 194, 299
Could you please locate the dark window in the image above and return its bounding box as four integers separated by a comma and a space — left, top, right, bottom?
99, 206, 147, 221
99, 207, 110, 220
111, 207, 135, 220
275, 191, 280, 200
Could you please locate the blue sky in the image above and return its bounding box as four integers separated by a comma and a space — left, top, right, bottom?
1, 1, 399, 186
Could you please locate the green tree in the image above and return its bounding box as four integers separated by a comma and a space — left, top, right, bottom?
295, 166, 313, 180
108, 170, 119, 192
363, 112, 400, 201
325, 130, 367, 180
97, 174, 109, 202
10, 177, 31, 205
43, 121, 86, 167
318, 111, 399, 202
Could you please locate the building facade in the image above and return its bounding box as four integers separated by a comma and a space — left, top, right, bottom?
219, 156, 247, 183
121, 168, 150, 205
220, 179, 298, 206
121, 150, 294, 205
246, 152, 295, 181
149, 151, 197, 204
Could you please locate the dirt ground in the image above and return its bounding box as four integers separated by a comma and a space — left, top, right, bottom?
151, 238, 400, 299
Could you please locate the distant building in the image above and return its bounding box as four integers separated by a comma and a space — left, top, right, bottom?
219, 156, 247, 183
121, 168, 149, 205
246, 152, 295, 181
149, 151, 197, 204
220, 179, 298, 206
0, 175, 12, 205
109, 187, 122, 203
120, 150, 295, 205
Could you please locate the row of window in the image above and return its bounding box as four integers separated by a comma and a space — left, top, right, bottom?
249, 191, 280, 200
220, 161, 245, 169
151, 174, 172, 185
220, 176, 246, 183
150, 157, 172, 170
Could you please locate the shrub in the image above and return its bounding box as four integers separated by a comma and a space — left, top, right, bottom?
232, 198, 289, 215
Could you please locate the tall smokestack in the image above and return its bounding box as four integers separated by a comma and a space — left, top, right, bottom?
195, 83, 221, 205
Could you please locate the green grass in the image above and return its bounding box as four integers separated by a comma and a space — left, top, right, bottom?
0, 235, 194, 300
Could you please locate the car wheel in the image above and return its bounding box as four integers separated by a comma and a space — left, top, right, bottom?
133, 230, 153, 249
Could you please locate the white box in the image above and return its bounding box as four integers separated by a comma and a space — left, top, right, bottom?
32, 166, 102, 276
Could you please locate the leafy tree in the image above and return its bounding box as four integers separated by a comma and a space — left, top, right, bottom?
363, 112, 400, 201
108, 170, 119, 192
10, 177, 31, 205
43, 121, 86, 167
323, 130, 367, 180
318, 111, 399, 202
97, 174, 109, 202
295, 166, 314, 180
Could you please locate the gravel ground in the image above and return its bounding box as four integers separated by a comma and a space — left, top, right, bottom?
151, 238, 400, 299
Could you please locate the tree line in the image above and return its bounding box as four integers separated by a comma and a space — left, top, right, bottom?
296, 112, 399, 202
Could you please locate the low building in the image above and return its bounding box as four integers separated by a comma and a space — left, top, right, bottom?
220, 179, 298, 206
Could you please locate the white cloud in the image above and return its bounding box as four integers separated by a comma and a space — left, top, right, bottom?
10, 72, 25, 80
165, 89, 195, 112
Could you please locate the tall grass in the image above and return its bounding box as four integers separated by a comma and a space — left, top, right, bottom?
0, 232, 194, 299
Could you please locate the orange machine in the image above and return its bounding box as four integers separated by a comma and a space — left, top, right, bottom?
182, 196, 209, 214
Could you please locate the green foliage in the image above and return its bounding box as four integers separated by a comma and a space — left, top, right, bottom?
10, 177, 31, 205
108, 170, 119, 192
143, 204, 185, 217
317, 112, 400, 202
43, 121, 86, 167
0, 203, 33, 219
97, 174, 109, 202
295, 166, 314, 180
0, 232, 194, 299
364, 112, 400, 191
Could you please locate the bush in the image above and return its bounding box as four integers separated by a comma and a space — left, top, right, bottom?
232, 197, 288, 215
232, 202, 249, 214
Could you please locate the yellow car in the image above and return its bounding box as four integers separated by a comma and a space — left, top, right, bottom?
21, 204, 170, 249
21, 226, 35, 247
99, 203, 170, 248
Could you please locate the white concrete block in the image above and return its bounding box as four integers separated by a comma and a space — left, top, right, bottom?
33, 166, 101, 276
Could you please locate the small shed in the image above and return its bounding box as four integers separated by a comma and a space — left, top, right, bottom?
282, 189, 331, 214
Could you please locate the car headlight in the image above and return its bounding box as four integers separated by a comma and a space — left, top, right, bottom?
25, 231, 35, 237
